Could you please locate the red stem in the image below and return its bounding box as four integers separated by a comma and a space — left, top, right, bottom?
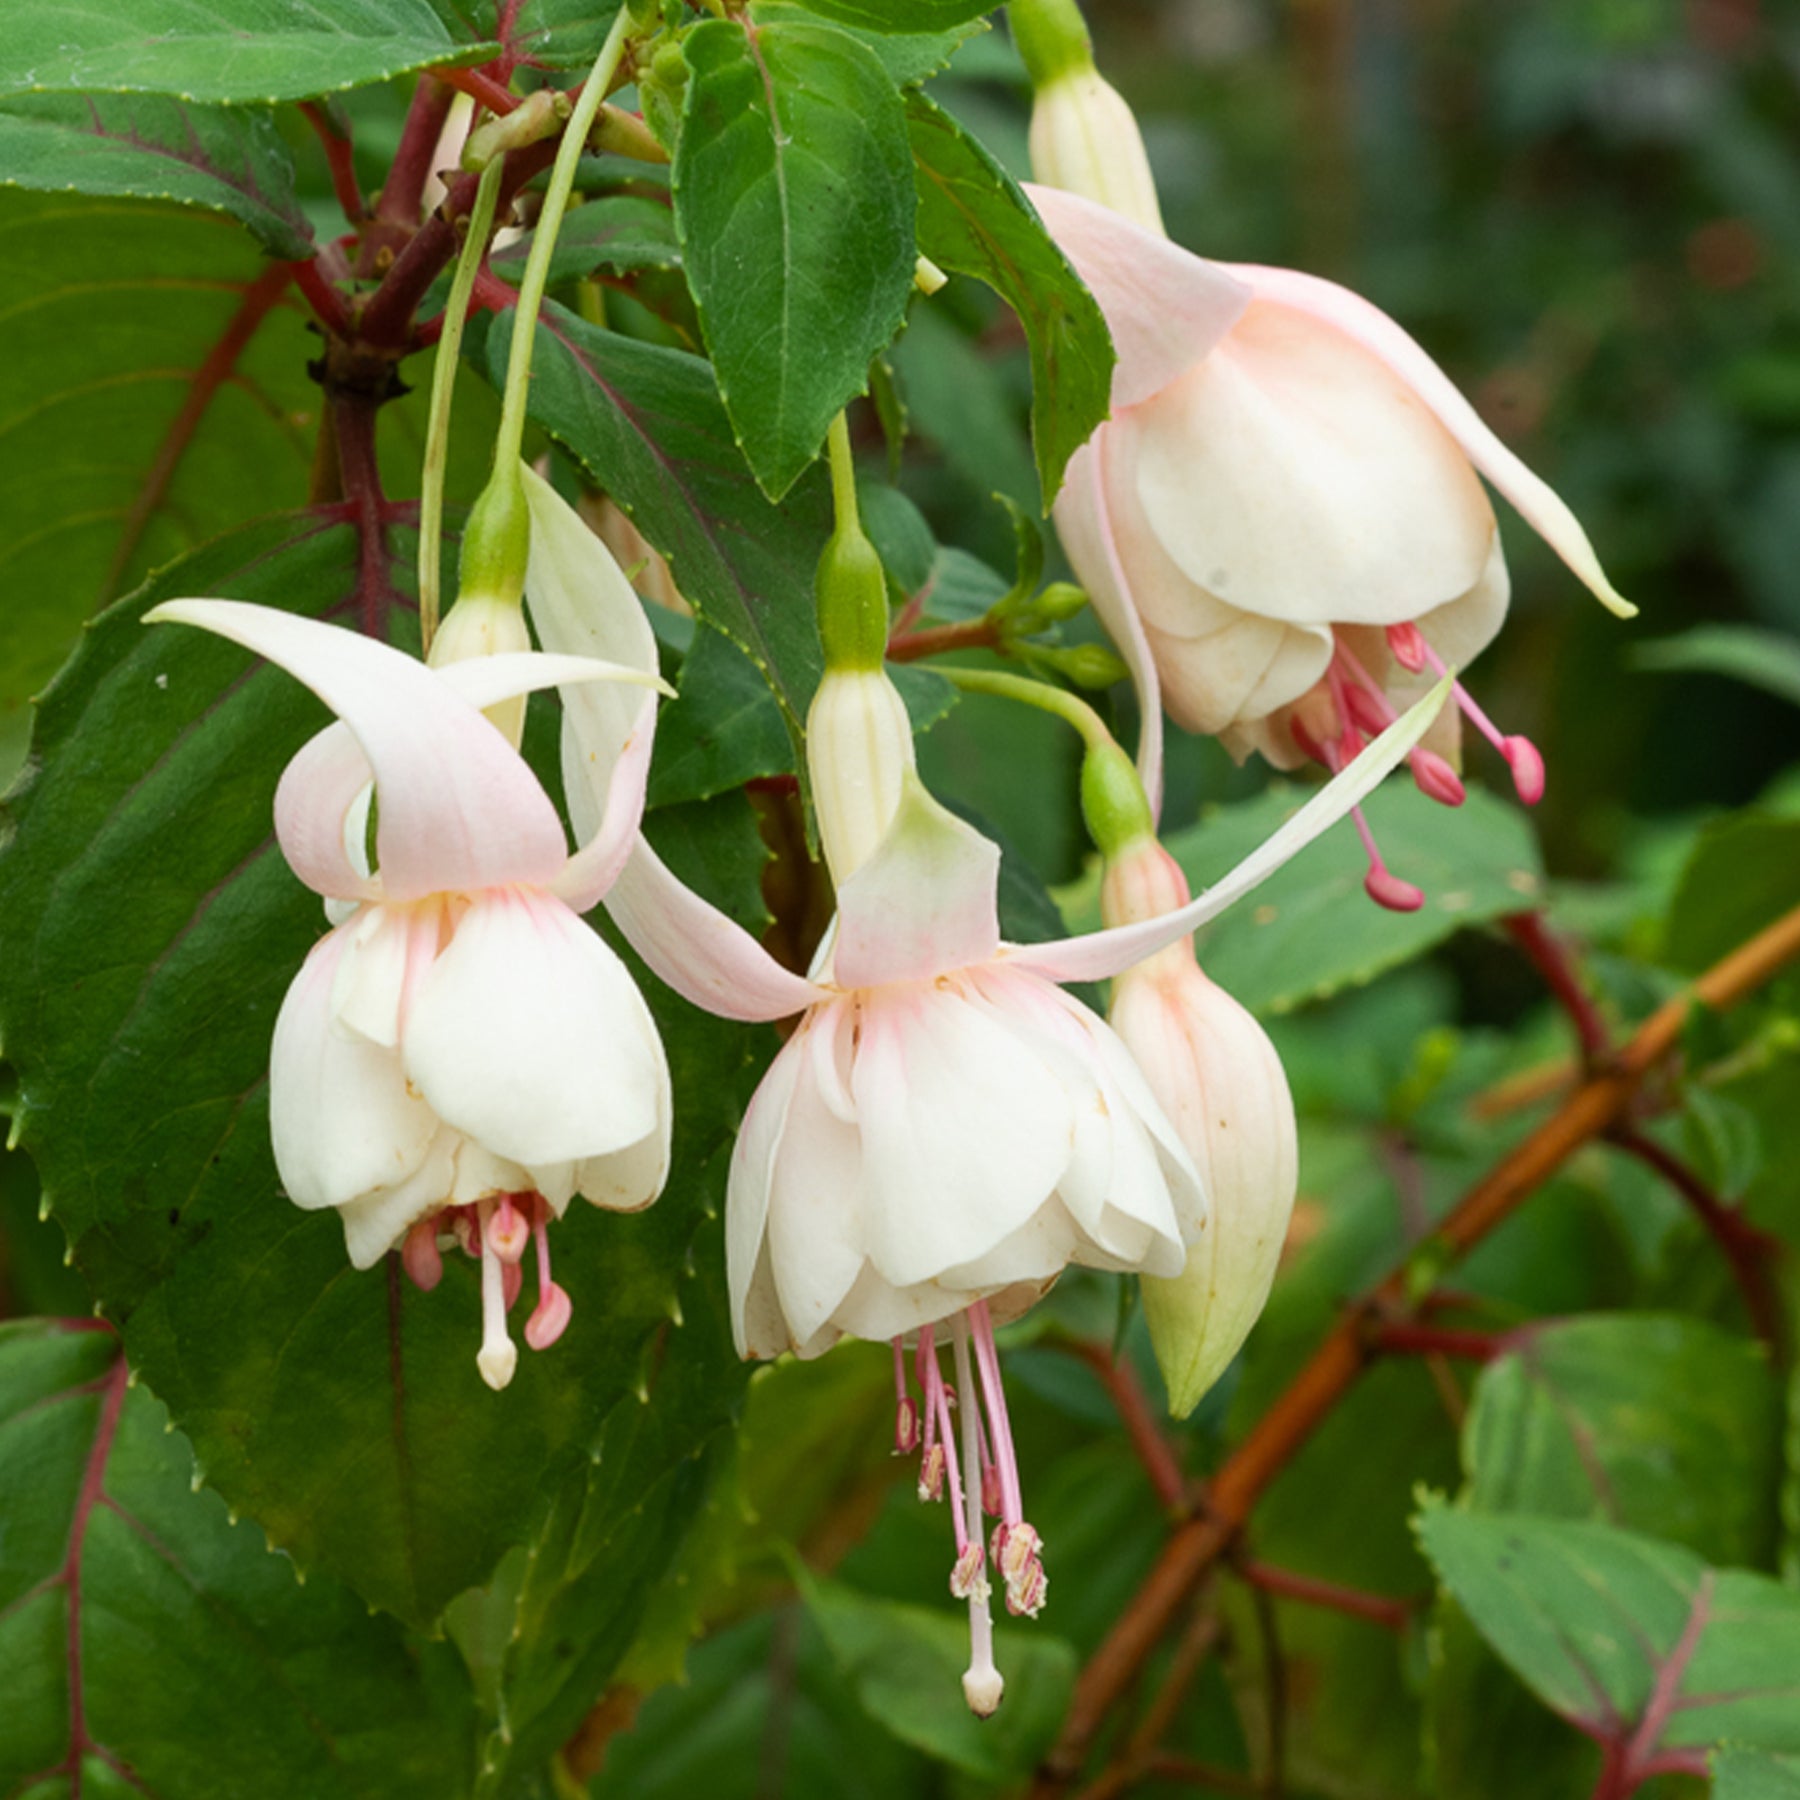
377, 75, 457, 228
299, 101, 366, 224
1369, 1321, 1507, 1362
1060, 1340, 1187, 1511
1610, 1129, 1784, 1351
331, 394, 396, 638
441, 64, 520, 115
288, 256, 352, 338
887, 618, 1002, 663
1234, 1558, 1413, 1632
1505, 911, 1611, 1063
359, 140, 558, 351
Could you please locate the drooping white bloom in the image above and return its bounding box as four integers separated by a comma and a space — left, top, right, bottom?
1025, 182, 1631, 906
148, 467, 672, 1390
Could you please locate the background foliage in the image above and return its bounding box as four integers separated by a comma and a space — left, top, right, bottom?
1, 2, 1797, 1798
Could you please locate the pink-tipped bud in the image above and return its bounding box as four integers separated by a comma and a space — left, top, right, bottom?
1386, 622, 1428, 672
501, 1258, 523, 1312
1503, 735, 1546, 806
1366, 868, 1427, 912
894, 1395, 921, 1456
1410, 750, 1466, 808
980, 1464, 1005, 1518
525, 1280, 573, 1351
488, 1193, 531, 1263
401, 1218, 444, 1291
918, 1444, 947, 1503
949, 1542, 988, 1600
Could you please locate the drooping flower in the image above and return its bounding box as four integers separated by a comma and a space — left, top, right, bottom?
530, 540, 1446, 1703
1025, 180, 1633, 908
1102, 838, 1298, 1417
147, 468, 672, 1391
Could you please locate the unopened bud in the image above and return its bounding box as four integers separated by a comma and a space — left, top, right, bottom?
1110, 938, 1299, 1418
806, 667, 916, 884
1044, 642, 1130, 690
462, 88, 568, 172
1026, 580, 1089, 625
1027, 59, 1165, 237
428, 592, 532, 745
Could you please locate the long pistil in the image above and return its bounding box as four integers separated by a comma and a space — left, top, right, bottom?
951, 1315, 1002, 1717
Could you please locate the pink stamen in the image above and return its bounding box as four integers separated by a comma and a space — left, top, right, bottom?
401, 1218, 443, 1291
950, 1314, 1002, 1717
1411, 749, 1467, 808
967, 1302, 1023, 1525
893, 1338, 921, 1454
524, 1210, 571, 1350
1312, 692, 1426, 914
525, 1281, 572, 1351
1386, 622, 1428, 672
488, 1192, 530, 1263
1415, 641, 1547, 807
501, 1259, 523, 1312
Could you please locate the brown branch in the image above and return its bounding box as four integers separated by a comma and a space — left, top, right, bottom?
440, 64, 520, 116
1072, 1608, 1225, 1800
1028, 900, 1800, 1795
1368, 1321, 1506, 1362
1233, 1559, 1413, 1633
886, 618, 1001, 663
1610, 1129, 1784, 1352
1467, 1054, 1577, 1122
1504, 910, 1611, 1063
330, 393, 396, 638
1058, 1340, 1188, 1512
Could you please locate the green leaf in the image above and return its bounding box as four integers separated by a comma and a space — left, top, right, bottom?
0, 1319, 471, 1798
904, 92, 1115, 508
674, 17, 917, 499
0, 95, 311, 257
798, 1569, 1077, 1783
1417, 1504, 1800, 1766
491, 194, 680, 288
0, 0, 484, 105
1634, 623, 1800, 709
0, 521, 730, 1629
486, 306, 830, 737
1463, 1315, 1782, 1565
774, 0, 994, 30
1061, 781, 1546, 1016
0, 190, 499, 710
648, 625, 794, 808
494, 0, 627, 69
1716, 1747, 1800, 1800
749, 1, 985, 86
1666, 813, 1800, 974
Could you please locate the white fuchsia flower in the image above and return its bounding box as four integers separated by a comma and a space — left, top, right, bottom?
1025, 181, 1633, 909
532, 586, 1446, 1706
148, 468, 672, 1391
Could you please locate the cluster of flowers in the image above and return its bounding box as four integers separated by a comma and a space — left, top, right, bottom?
146, 21, 1623, 1714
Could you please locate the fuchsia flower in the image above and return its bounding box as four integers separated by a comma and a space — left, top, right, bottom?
1027, 183, 1633, 909
148, 470, 672, 1391
531, 590, 1447, 1705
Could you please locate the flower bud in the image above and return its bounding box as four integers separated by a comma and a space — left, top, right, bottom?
806, 666, 916, 884
1103, 841, 1298, 1416
428, 591, 533, 746
1028, 63, 1164, 237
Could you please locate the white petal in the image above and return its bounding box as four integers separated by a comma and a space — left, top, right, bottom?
566, 1109, 671, 1214
830, 773, 1002, 989
334, 1130, 460, 1269
403, 887, 666, 1168
1128, 304, 1498, 629
605, 834, 827, 1023
1023, 184, 1253, 408
269, 925, 443, 1218
852, 982, 1071, 1290
727, 1019, 813, 1356
766, 1065, 869, 1351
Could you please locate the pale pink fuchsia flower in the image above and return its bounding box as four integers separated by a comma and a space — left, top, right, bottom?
1103, 840, 1298, 1417
541, 638, 1446, 1708
148, 471, 672, 1391
1026, 183, 1633, 909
